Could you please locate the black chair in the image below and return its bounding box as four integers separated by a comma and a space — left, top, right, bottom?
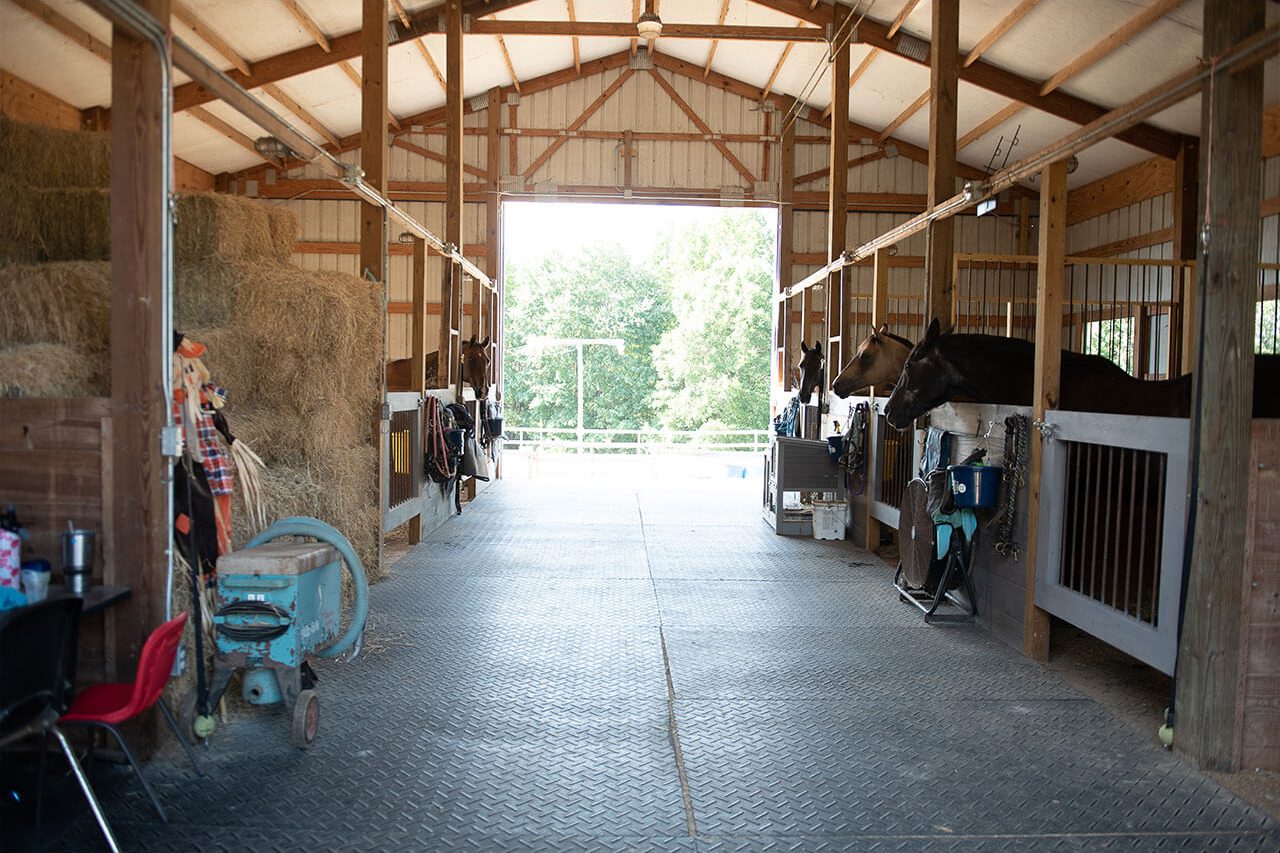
0, 597, 119, 853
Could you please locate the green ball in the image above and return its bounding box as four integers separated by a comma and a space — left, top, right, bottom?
1158, 723, 1174, 749
194, 714, 217, 738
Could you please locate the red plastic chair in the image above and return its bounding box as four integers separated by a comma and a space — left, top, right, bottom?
61, 611, 201, 823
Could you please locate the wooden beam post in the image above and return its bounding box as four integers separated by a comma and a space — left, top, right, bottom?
864, 247, 891, 553
1024, 159, 1068, 663
1175, 0, 1265, 773
926, 0, 959, 328
487, 87, 502, 409
826, 2, 850, 381
442, 0, 464, 393
778, 98, 796, 391
1172, 136, 1200, 374
408, 236, 427, 543
109, 0, 170, 753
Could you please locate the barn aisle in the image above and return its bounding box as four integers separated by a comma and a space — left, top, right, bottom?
21, 478, 1280, 852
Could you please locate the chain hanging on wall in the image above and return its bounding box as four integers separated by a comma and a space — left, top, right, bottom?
994, 414, 1030, 559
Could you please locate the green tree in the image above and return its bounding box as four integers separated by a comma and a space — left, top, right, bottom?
503, 243, 673, 431
650, 211, 774, 431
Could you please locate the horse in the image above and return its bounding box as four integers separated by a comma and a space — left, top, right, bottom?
386, 351, 440, 391
832, 325, 914, 398
461, 336, 492, 401
883, 319, 1193, 429
796, 340, 824, 405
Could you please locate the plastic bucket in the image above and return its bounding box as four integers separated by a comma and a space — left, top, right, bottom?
826, 435, 844, 463
948, 464, 1002, 508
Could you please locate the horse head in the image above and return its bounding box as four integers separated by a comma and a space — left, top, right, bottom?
460, 336, 492, 401
832, 324, 913, 398
884, 319, 957, 429
797, 340, 824, 404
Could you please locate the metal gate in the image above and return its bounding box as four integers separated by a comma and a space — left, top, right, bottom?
1033, 411, 1189, 675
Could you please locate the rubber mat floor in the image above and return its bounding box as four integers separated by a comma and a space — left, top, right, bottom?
9, 478, 1280, 852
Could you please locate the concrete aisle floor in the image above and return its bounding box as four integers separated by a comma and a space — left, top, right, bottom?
13, 478, 1280, 852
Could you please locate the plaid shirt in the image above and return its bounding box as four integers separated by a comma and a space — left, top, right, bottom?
174, 385, 234, 496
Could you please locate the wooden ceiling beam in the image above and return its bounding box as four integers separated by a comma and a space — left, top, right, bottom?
522, 67, 635, 179
389, 0, 411, 28
854, 15, 1183, 158
414, 39, 447, 91
956, 100, 1024, 152
794, 150, 886, 187
9, 0, 110, 63
963, 0, 1040, 67
276, 0, 331, 53
495, 35, 522, 94
877, 89, 930, 143
567, 0, 581, 75
465, 20, 824, 41
1040, 0, 1185, 96
188, 105, 275, 164
760, 20, 807, 102
648, 67, 757, 186
339, 60, 401, 130
886, 0, 924, 39
704, 0, 732, 77
173, 2, 251, 76
631, 0, 640, 56
822, 47, 878, 120
259, 82, 339, 147
393, 137, 488, 179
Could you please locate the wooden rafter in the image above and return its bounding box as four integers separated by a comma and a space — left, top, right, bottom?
259, 82, 339, 147
822, 47, 878, 120
759, 20, 806, 102
1040, 0, 1184, 96
887, 0, 924, 39
704, 0, 732, 77
495, 35, 522, 93
648, 68, 757, 186
877, 89, 930, 143
188, 106, 275, 164
389, 0, 411, 28
414, 39, 447, 91
393, 137, 487, 179
963, 0, 1040, 67
468, 20, 824, 40
9, 0, 110, 63
339, 60, 401, 130
793, 150, 885, 187
276, 0, 330, 53
631, 0, 640, 56
522, 67, 636, 179
956, 100, 1023, 151
567, 0, 581, 74
173, 2, 251, 76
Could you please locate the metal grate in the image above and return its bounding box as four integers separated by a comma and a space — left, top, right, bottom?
875, 413, 912, 511
953, 257, 1038, 339
388, 408, 418, 510
1059, 441, 1167, 626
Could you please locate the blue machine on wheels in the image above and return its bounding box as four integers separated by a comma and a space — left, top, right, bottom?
180, 517, 369, 749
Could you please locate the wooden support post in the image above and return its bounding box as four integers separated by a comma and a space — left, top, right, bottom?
408, 236, 427, 543
926, 0, 958, 327
826, 3, 850, 380
1024, 159, 1068, 663
486, 87, 502, 405
778, 97, 795, 391
1175, 0, 1265, 773
1172, 136, 1200, 374
442, 0, 464, 394
864, 247, 891, 553
361, 0, 388, 559
109, 0, 169, 749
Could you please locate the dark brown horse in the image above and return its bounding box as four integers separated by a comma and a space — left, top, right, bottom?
386, 351, 440, 391
461, 336, 492, 401
832, 325, 914, 397
796, 340, 824, 405
884, 319, 1194, 429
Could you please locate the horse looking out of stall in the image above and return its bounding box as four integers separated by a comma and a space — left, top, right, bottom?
796, 341, 824, 405
832, 325, 914, 398
461, 337, 492, 401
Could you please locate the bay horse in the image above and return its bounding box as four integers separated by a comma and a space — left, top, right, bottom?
796, 340, 824, 405
883, 319, 1194, 429
832, 325, 914, 398
461, 336, 492, 401
386, 351, 440, 391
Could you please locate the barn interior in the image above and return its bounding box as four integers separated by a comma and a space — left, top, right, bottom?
0, 1, 1278, 851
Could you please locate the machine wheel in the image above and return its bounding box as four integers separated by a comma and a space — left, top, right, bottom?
290, 690, 320, 749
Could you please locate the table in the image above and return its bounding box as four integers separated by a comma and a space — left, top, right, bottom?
47, 585, 132, 618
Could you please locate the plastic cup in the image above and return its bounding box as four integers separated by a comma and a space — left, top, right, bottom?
21, 568, 50, 603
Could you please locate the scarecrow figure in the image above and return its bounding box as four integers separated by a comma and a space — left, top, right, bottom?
173, 333, 235, 556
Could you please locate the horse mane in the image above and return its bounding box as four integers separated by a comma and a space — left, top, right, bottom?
882, 329, 914, 349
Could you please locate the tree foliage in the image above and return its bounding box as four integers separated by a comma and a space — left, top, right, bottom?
502, 209, 775, 433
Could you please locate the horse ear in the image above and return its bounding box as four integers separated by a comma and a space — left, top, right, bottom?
479, 336, 491, 348
800, 341, 809, 354
924, 317, 941, 344
814, 341, 823, 354
877, 323, 890, 336
868, 324, 879, 340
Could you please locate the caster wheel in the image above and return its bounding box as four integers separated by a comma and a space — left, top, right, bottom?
290, 689, 320, 749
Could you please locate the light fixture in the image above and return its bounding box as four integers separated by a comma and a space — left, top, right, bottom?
397, 231, 415, 244
254, 136, 295, 160
637, 11, 662, 41
1066, 155, 1080, 174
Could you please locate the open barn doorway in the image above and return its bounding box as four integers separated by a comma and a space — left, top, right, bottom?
500, 201, 777, 483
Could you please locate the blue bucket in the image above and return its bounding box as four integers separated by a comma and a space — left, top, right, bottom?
826, 435, 844, 463
948, 464, 1002, 508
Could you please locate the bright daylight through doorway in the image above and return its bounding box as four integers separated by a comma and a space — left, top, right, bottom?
501, 201, 778, 483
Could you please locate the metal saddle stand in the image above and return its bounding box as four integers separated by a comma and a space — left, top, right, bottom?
894, 526, 979, 623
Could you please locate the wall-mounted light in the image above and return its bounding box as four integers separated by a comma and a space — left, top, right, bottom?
397, 232, 416, 244
253, 136, 296, 160
637, 11, 662, 40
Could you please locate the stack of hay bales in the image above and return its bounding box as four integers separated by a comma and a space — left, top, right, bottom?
0, 117, 384, 578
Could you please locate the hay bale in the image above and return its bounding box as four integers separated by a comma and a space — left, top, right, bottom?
0, 343, 106, 397
236, 267, 382, 413
180, 326, 258, 400
0, 118, 110, 189
176, 260, 257, 328
175, 193, 296, 264
0, 181, 111, 263
0, 262, 111, 352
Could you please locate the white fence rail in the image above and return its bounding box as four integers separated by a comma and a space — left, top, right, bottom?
503, 426, 771, 454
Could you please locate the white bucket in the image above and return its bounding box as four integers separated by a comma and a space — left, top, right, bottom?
811, 500, 846, 540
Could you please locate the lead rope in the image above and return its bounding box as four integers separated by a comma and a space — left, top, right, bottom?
994, 414, 1029, 560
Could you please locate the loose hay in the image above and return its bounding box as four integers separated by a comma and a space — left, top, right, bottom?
0, 343, 106, 397
175, 193, 298, 264
0, 118, 110, 189
0, 262, 111, 352
0, 181, 111, 263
